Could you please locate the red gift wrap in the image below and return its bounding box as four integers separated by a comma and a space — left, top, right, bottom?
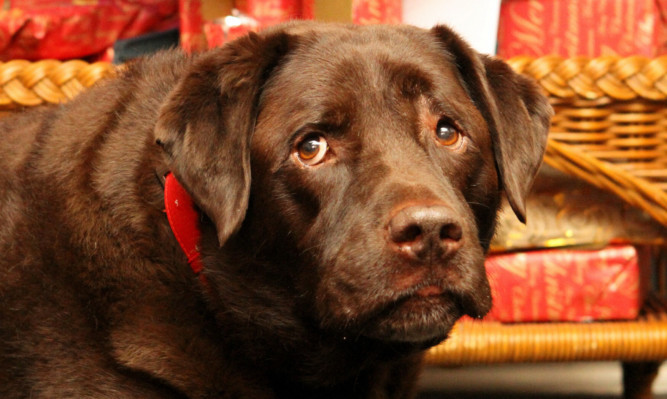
180, 0, 310, 51
497, 0, 667, 58
482, 245, 641, 323
352, 0, 401, 25
180, 0, 402, 51
0, 0, 178, 60
235, 0, 312, 26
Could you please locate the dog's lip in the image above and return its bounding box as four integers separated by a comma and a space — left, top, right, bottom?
360, 288, 462, 343
394, 278, 488, 320
392, 280, 463, 316
401, 278, 448, 298
414, 284, 445, 297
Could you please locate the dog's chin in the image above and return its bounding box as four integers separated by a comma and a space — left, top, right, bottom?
359, 291, 477, 345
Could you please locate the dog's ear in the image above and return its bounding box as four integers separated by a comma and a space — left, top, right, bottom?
155, 31, 293, 246
431, 25, 553, 223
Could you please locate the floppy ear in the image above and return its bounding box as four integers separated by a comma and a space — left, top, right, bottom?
481, 57, 553, 222
431, 25, 553, 223
155, 31, 293, 246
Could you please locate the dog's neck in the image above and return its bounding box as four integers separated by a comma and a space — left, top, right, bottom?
164, 172, 204, 276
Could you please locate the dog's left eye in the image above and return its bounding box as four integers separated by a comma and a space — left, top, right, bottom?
295, 135, 329, 166
435, 119, 462, 147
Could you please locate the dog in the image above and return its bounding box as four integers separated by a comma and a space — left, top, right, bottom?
0, 22, 551, 398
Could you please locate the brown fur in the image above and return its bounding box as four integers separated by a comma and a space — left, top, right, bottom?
0, 22, 551, 398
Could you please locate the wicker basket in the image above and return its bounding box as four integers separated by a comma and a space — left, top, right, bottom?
508, 56, 667, 226
0, 60, 115, 108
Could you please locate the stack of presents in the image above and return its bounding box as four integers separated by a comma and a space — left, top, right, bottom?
2, 0, 667, 369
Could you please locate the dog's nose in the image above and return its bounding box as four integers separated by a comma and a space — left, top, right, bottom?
387, 205, 463, 261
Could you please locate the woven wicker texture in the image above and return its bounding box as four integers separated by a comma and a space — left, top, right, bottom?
426, 295, 667, 365
508, 56, 667, 226
0, 60, 115, 107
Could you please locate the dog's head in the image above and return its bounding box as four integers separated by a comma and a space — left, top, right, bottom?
156, 22, 552, 346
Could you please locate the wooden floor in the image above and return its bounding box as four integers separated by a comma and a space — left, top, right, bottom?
418, 362, 667, 399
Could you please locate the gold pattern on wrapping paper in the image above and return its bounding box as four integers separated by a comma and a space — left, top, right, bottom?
544, 255, 567, 319
353, 0, 400, 25
501, 0, 665, 57
496, 253, 528, 280
506, 0, 544, 56
511, 284, 527, 321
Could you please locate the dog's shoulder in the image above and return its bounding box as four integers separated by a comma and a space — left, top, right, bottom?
0, 49, 198, 279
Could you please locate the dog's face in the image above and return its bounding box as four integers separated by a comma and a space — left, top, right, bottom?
156, 23, 552, 346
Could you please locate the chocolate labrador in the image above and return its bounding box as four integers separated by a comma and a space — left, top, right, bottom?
0, 22, 551, 398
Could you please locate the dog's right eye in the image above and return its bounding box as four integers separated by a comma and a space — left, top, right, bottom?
435, 118, 462, 147
295, 135, 329, 166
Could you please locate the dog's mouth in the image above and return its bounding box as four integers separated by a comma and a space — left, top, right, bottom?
356, 279, 491, 345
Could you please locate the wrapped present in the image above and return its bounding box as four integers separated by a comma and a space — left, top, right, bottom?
482, 245, 644, 323
180, 0, 401, 51
202, 9, 259, 49
0, 1, 178, 60
180, 0, 309, 51
490, 166, 667, 252
497, 0, 667, 58
179, 0, 209, 53
351, 0, 401, 25
235, 0, 312, 26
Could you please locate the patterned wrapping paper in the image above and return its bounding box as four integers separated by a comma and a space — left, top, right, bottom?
179, 0, 207, 53
235, 0, 313, 26
180, 0, 307, 51
497, 0, 667, 58
0, 0, 178, 60
482, 245, 642, 323
352, 0, 401, 25
180, 0, 402, 50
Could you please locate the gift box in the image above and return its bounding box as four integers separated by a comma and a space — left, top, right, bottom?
179, 0, 308, 51
236, 0, 313, 26
180, 0, 401, 51
482, 245, 643, 323
497, 0, 667, 58
0, 1, 178, 60
350, 0, 401, 25
180, 0, 231, 52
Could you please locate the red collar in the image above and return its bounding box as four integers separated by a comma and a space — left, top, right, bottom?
164, 172, 204, 275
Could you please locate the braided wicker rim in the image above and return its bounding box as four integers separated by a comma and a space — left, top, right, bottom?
0, 59, 115, 107
507, 55, 667, 101
2, 56, 667, 101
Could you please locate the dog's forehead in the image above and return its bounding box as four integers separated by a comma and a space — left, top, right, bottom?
259, 25, 471, 129
278, 25, 459, 92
